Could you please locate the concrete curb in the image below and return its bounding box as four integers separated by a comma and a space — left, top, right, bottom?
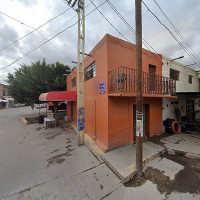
166, 148, 200, 158
70, 124, 104, 159
21, 117, 29, 125
70, 124, 78, 132
84, 134, 104, 157
102, 149, 164, 183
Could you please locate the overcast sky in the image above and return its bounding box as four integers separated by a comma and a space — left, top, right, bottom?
0, 0, 200, 83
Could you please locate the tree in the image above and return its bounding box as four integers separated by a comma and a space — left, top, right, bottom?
7, 59, 70, 104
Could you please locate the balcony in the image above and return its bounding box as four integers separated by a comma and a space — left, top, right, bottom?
109, 66, 176, 97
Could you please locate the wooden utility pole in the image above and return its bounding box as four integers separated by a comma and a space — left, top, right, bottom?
135, 0, 143, 176
77, 0, 85, 145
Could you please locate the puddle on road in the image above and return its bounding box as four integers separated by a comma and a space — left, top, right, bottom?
124, 152, 200, 195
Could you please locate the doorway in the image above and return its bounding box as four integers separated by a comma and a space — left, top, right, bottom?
186, 100, 194, 122
133, 104, 150, 143
149, 65, 156, 94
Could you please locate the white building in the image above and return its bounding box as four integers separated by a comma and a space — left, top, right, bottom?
162, 56, 200, 122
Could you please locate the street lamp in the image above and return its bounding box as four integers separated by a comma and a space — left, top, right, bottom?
170, 56, 184, 62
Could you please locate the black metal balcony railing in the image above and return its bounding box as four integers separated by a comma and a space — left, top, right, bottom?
109, 66, 176, 95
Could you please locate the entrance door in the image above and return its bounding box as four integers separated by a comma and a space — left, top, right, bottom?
133, 104, 149, 143
149, 65, 156, 94
186, 100, 194, 122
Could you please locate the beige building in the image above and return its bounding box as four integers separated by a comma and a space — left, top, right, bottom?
162, 56, 200, 122
0, 84, 14, 109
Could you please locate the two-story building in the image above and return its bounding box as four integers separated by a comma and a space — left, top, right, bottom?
162, 56, 200, 123
67, 34, 176, 152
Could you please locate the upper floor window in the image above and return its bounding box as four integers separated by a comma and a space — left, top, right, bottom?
170, 68, 179, 81
71, 78, 76, 88
85, 62, 96, 81
188, 75, 193, 84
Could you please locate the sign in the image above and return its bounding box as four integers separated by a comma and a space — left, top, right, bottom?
78, 106, 85, 131
100, 81, 106, 94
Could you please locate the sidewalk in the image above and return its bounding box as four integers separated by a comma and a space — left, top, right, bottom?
101, 132, 200, 183
102, 142, 164, 182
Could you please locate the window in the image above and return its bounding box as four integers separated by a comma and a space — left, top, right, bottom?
71, 78, 76, 88
170, 68, 180, 81
85, 62, 96, 81
188, 75, 193, 84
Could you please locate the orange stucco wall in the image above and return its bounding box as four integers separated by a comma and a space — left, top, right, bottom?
107, 96, 163, 151
67, 34, 163, 152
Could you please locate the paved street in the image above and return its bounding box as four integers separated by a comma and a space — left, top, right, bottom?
0, 107, 199, 200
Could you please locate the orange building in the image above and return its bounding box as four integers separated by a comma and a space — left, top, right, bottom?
67, 34, 176, 152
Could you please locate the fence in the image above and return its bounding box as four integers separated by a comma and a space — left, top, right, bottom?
109, 66, 176, 95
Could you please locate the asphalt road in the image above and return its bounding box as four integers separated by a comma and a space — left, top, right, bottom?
0, 107, 199, 200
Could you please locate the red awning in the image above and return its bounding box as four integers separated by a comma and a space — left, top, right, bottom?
39, 91, 77, 101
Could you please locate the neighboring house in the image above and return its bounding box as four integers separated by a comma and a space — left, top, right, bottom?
162, 56, 200, 122
0, 83, 8, 97
0, 83, 14, 109
67, 34, 176, 152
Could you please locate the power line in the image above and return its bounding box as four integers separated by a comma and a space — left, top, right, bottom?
0, 0, 108, 71
92, 0, 191, 77
142, 0, 200, 68
46, 0, 93, 39
152, 0, 200, 64
91, 0, 164, 65
0, 10, 68, 57
90, 0, 132, 43
108, 0, 195, 76
106, 0, 160, 61
0, 7, 71, 54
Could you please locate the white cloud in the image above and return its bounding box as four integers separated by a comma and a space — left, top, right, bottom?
0, 0, 200, 83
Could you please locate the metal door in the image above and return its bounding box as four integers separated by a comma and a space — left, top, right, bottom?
186, 100, 194, 122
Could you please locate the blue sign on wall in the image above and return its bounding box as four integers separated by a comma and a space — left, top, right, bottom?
100, 81, 106, 94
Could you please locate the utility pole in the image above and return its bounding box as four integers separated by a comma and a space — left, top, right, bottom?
77, 0, 85, 145
66, 0, 85, 145
135, 0, 143, 176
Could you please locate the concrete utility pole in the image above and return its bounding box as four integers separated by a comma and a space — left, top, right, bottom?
135, 0, 143, 176
65, 0, 85, 145
77, 0, 85, 145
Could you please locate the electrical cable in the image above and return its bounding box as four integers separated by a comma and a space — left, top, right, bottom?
107, 0, 194, 76
142, 0, 200, 69
0, 0, 108, 71
0, 7, 71, 54
152, 0, 200, 64
93, 0, 191, 77
0, 10, 68, 56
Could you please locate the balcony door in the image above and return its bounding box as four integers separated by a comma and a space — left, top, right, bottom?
149, 65, 156, 94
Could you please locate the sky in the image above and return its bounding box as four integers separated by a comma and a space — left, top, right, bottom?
0, 0, 200, 83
